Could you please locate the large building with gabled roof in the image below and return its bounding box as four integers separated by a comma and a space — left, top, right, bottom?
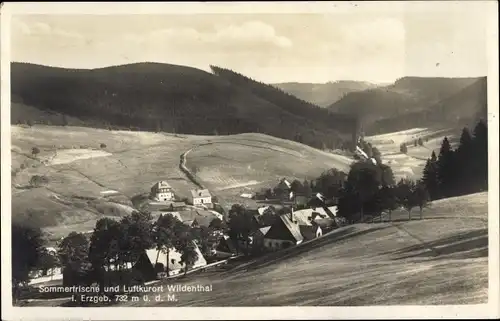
150, 181, 175, 202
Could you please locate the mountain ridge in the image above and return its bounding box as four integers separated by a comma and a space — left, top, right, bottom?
327, 76, 486, 135
10, 62, 359, 151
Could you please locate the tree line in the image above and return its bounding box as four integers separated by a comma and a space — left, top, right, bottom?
311, 120, 488, 223
421, 120, 488, 200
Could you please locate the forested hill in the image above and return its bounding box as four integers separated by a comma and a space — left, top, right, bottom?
11, 62, 358, 150
209, 65, 358, 138
328, 76, 486, 135
369, 77, 488, 135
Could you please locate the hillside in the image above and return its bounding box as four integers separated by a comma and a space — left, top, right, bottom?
272, 81, 379, 107
328, 77, 486, 135
10, 125, 354, 243
11, 62, 358, 150
364, 127, 459, 179
108, 192, 486, 306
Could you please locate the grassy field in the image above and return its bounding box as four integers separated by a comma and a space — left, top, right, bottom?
110, 192, 487, 307
365, 127, 458, 179
186, 133, 352, 202
10, 125, 354, 240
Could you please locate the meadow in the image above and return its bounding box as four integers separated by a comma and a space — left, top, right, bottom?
10, 125, 354, 240
117, 192, 488, 306
365, 127, 458, 179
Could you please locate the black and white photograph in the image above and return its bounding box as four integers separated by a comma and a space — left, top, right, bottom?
1, 1, 498, 320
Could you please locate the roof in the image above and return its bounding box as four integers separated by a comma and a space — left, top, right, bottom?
325, 206, 338, 218
289, 210, 313, 226
283, 207, 338, 227
151, 209, 219, 228
151, 211, 183, 222
258, 226, 272, 236
257, 206, 271, 215
191, 189, 212, 199
281, 215, 304, 243
153, 181, 172, 189
45, 246, 57, 253
281, 178, 292, 188
144, 243, 207, 271
180, 209, 220, 227
265, 214, 304, 243
216, 235, 237, 254
316, 193, 326, 202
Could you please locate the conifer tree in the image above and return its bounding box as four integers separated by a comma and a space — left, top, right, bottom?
422, 151, 439, 200
455, 127, 474, 195
472, 120, 488, 191
436, 137, 455, 197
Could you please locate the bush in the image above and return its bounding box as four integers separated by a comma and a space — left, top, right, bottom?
31, 147, 40, 157
30, 175, 49, 187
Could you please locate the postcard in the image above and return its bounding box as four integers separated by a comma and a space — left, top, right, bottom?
1, 1, 498, 320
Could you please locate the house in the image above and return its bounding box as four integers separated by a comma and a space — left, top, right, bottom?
153, 208, 221, 229
257, 206, 271, 215
150, 211, 183, 223
263, 213, 304, 251
287, 209, 323, 241
29, 247, 63, 285
240, 192, 255, 199
308, 192, 339, 208
189, 189, 212, 207
290, 206, 339, 233
182, 208, 221, 228
150, 181, 175, 202
252, 226, 272, 251
143, 243, 207, 278
263, 205, 331, 251
213, 235, 238, 259
274, 178, 292, 201
290, 191, 310, 207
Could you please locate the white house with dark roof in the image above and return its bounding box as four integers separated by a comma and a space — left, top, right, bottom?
150, 181, 175, 202
189, 189, 212, 206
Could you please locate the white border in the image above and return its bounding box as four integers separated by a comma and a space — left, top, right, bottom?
1, 2, 499, 320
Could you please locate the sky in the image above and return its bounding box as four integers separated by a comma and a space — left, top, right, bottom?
8, 2, 492, 84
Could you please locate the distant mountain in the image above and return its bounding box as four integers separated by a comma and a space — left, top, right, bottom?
11, 62, 359, 150
369, 77, 487, 134
272, 81, 379, 107
327, 76, 486, 134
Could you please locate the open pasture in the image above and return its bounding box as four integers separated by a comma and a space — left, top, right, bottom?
365, 127, 458, 180
11, 125, 354, 238
116, 193, 488, 307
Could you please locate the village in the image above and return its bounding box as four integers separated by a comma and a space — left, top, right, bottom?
25, 177, 344, 294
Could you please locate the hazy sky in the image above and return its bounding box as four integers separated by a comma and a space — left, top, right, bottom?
9, 2, 491, 84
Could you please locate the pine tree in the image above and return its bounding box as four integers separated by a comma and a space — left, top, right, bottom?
455, 127, 474, 195
472, 120, 488, 191
422, 151, 439, 200
436, 137, 455, 198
